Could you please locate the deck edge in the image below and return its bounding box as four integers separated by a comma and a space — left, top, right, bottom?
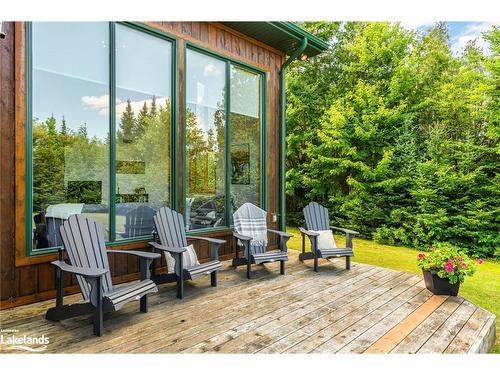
468, 310, 496, 354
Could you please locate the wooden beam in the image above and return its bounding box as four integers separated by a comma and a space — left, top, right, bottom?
0, 21, 16, 300
14, 21, 26, 262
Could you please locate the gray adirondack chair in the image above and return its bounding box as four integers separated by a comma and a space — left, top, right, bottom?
232, 203, 292, 279
149, 206, 225, 299
300, 202, 359, 272
45, 215, 160, 336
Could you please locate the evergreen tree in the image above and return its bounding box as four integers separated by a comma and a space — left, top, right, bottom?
117, 99, 136, 143
46, 114, 57, 135
134, 101, 149, 140
77, 123, 88, 139
60, 116, 68, 135
149, 95, 157, 117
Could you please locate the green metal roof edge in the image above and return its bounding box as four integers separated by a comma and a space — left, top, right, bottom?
221, 21, 329, 58
268, 21, 329, 56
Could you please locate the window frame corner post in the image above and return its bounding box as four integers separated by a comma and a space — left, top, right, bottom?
24, 21, 33, 256
109, 21, 117, 243
171, 37, 179, 211
278, 37, 308, 232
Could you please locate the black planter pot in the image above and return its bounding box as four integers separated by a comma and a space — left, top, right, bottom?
422, 270, 460, 296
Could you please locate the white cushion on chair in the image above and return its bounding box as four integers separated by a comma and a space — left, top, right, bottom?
309, 229, 337, 250
164, 244, 200, 274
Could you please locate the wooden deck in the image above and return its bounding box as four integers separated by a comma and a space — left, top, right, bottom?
0, 254, 495, 354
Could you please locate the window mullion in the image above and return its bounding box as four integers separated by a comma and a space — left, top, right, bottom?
225, 61, 232, 227
109, 21, 116, 243
261, 73, 267, 211
171, 39, 178, 211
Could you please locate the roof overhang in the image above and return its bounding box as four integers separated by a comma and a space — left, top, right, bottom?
221, 22, 329, 59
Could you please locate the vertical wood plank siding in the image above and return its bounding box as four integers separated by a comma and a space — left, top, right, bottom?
0, 21, 284, 309
0, 22, 16, 301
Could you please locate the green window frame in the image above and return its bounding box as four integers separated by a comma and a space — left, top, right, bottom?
183, 42, 267, 234
25, 21, 178, 256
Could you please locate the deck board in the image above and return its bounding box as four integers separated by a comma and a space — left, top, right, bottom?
337, 288, 433, 353
191, 268, 393, 353
391, 296, 464, 353
417, 300, 477, 353
0, 255, 495, 354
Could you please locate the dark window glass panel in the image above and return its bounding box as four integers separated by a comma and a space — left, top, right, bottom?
31, 22, 110, 250
186, 49, 226, 230
115, 24, 172, 239
230, 66, 262, 210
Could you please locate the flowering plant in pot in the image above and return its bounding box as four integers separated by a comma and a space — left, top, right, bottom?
417, 243, 481, 296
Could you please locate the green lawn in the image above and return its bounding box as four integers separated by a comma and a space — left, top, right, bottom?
286, 227, 500, 353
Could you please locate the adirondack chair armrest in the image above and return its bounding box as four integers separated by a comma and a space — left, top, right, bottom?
233, 232, 253, 242
51, 260, 108, 278
107, 250, 159, 280
267, 229, 292, 253
233, 232, 252, 244
233, 232, 252, 259
299, 227, 320, 237
329, 226, 358, 249
56, 246, 65, 260
107, 250, 160, 260
267, 229, 293, 239
299, 227, 320, 254
329, 226, 359, 235
187, 236, 225, 261
186, 235, 226, 245
148, 241, 187, 254
233, 232, 252, 258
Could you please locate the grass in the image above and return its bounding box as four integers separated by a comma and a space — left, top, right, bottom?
286, 227, 500, 353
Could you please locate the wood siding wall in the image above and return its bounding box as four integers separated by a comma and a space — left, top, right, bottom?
0, 22, 284, 309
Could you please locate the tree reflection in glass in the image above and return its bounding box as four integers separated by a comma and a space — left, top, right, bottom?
31, 22, 110, 250
230, 66, 262, 211
186, 49, 226, 230
114, 25, 172, 239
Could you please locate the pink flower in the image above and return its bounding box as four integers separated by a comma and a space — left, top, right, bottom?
458, 256, 463, 262
444, 261, 455, 273
417, 253, 426, 260
477, 258, 484, 265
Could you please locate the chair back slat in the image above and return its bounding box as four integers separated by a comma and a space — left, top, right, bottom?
153, 207, 187, 248
303, 202, 330, 231
59, 215, 113, 300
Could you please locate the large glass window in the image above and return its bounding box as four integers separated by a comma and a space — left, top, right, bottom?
29, 22, 174, 252
185, 49, 227, 230
31, 22, 110, 250
27, 23, 265, 253
185, 48, 264, 231
230, 66, 262, 209
115, 25, 172, 239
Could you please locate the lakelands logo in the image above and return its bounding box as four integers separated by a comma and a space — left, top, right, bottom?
0, 329, 49, 352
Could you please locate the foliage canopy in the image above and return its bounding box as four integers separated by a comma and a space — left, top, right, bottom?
286, 22, 500, 257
